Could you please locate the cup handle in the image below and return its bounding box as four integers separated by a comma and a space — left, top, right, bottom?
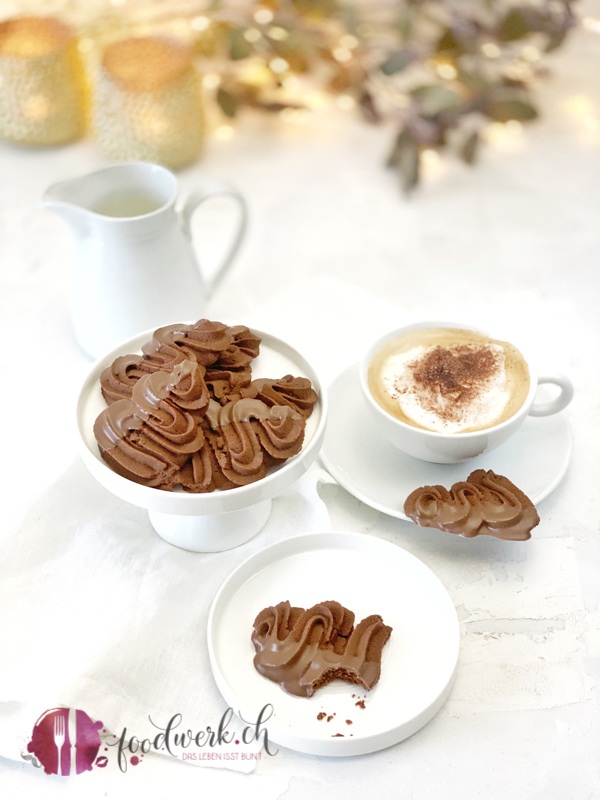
180, 182, 248, 297
529, 375, 574, 417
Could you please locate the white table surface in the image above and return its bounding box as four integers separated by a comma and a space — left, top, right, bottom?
1, 9, 599, 799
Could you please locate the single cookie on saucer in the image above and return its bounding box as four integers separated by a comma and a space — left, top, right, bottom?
403, 469, 540, 540
251, 600, 392, 697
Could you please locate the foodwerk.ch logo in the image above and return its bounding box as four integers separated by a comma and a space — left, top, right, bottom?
23, 704, 276, 775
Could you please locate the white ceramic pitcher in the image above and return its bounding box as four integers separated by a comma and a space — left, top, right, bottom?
43, 162, 247, 359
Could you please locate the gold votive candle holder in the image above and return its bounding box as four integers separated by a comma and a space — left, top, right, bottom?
94, 36, 204, 170
0, 16, 87, 146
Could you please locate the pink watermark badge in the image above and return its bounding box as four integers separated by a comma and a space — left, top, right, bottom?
26, 707, 104, 776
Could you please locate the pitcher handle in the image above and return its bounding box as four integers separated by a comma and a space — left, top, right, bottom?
180, 181, 248, 297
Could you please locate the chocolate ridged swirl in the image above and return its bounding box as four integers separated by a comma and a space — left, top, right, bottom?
101, 320, 261, 406
174, 398, 306, 489
142, 319, 234, 368
403, 469, 540, 540
252, 600, 392, 697
94, 360, 207, 488
242, 375, 319, 418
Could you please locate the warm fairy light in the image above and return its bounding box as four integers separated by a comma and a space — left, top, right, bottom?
485, 120, 524, 150
22, 94, 49, 121
191, 16, 210, 32
254, 8, 274, 25
203, 72, 221, 90
78, 37, 94, 54
563, 94, 595, 117
436, 62, 458, 80
304, 89, 329, 110
421, 148, 441, 169
582, 17, 600, 34
421, 148, 446, 180
282, 74, 300, 90
280, 107, 307, 122
481, 42, 501, 58
139, 110, 169, 136
268, 26, 288, 41
562, 94, 600, 141
333, 46, 352, 63
340, 35, 359, 49
336, 95, 355, 110
239, 62, 271, 86
170, 20, 192, 39
521, 45, 541, 62
269, 57, 288, 74
505, 59, 533, 83
215, 123, 234, 140
243, 28, 261, 43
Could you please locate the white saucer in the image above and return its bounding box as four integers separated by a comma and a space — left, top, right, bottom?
207, 532, 459, 757
320, 364, 572, 522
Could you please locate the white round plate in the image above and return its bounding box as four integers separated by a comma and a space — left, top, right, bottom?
321, 364, 572, 522
207, 532, 459, 757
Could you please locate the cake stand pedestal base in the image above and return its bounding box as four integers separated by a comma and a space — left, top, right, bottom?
148, 499, 272, 552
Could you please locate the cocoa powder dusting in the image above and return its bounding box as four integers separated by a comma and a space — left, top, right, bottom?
409, 345, 501, 422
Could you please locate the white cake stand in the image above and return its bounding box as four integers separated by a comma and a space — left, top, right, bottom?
77, 328, 327, 552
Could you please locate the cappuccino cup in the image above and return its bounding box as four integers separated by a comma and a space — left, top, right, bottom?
359, 322, 573, 464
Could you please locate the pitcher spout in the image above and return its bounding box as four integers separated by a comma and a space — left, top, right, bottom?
42, 177, 94, 236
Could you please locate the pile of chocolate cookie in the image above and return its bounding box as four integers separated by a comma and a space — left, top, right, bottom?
93, 319, 319, 492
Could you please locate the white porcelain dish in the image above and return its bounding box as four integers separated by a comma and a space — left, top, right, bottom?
77, 328, 326, 551
321, 363, 572, 522
207, 532, 460, 756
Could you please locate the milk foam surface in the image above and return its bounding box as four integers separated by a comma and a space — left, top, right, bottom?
381, 343, 510, 433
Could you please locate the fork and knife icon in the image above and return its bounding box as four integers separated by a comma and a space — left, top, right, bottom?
52, 708, 77, 776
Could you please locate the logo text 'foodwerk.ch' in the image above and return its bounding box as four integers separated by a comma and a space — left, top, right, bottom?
25, 705, 277, 775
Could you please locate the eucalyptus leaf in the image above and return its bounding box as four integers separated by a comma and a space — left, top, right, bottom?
293, 0, 340, 19
460, 130, 479, 165
412, 85, 463, 116
386, 130, 420, 193
380, 50, 413, 75
216, 88, 239, 117
386, 129, 410, 168
484, 98, 538, 122
545, 27, 569, 52
399, 143, 420, 194
359, 89, 380, 123
229, 29, 253, 60
499, 9, 531, 41
436, 28, 465, 56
